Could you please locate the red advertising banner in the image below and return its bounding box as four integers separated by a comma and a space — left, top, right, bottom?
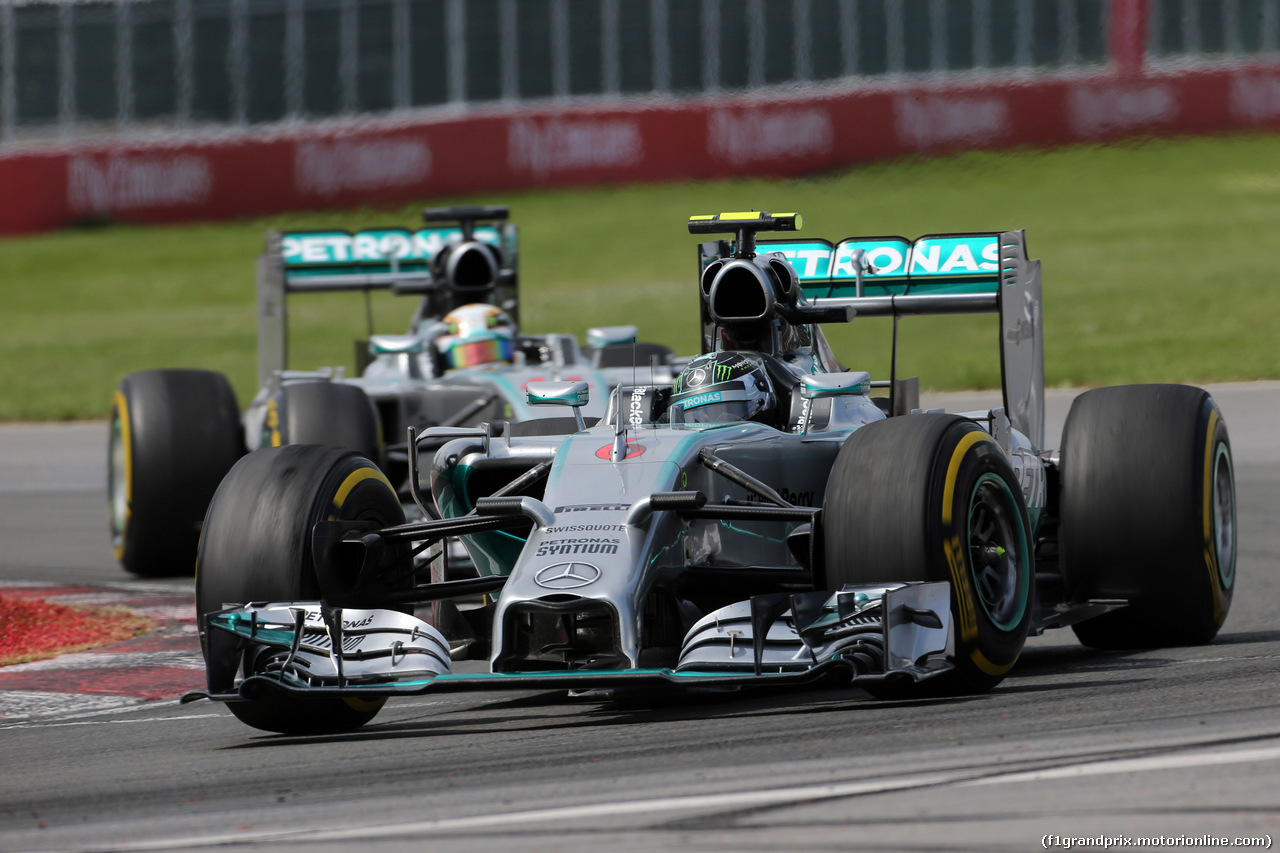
3, 61, 1280, 235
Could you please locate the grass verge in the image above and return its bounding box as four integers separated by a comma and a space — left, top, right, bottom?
2, 131, 1278, 420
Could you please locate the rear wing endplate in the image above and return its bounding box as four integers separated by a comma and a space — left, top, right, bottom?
754, 230, 1044, 449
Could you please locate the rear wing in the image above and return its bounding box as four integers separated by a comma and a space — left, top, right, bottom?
752, 231, 1044, 449
256, 222, 518, 386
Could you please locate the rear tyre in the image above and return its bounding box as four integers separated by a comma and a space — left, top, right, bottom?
109, 369, 242, 577
823, 414, 1034, 694
195, 444, 407, 734
262, 381, 381, 464
1061, 385, 1235, 650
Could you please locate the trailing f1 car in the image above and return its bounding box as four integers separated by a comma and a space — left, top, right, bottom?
186, 211, 1236, 735
109, 206, 675, 577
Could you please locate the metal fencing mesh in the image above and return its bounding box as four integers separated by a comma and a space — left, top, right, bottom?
1, 0, 1277, 145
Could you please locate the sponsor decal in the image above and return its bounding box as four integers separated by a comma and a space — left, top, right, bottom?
544, 524, 626, 533
677, 391, 722, 409
895, 95, 1009, 148
534, 537, 621, 557
533, 562, 602, 590
761, 236, 998, 282
554, 504, 631, 513
686, 367, 708, 388
627, 386, 646, 428
282, 226, 499, 265
1067, 83, 1177, 138
1011, 451, 1047, 509
595, 439, 646, 460
304, 611, 375, 629
907, 236, 1000, 275
509, 118, 643, 177
744, 487, 816, 507
707, 107, 834, 164
792, 397, 811, 434
295, 138, 431, 196
68, 154, 213, 214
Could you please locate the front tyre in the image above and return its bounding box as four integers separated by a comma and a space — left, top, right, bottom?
823, 414, 1034, 693
1060, 385, 1235, 650
261, 381, 382, 465
195, 444, 406, 734
109, 369, 242, 577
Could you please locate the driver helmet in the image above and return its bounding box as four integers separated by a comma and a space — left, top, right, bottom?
669, 352, 776, 425
435, 303, 516, 369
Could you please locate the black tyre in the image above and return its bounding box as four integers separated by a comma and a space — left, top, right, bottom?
195, 444, 407, 734
1060, 385, 1235, 650
109, 369, 242, 577
823, 414, 1035, 693
262, 381, 381, 464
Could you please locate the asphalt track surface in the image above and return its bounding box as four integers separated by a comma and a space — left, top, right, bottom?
0, 383, 1277, 852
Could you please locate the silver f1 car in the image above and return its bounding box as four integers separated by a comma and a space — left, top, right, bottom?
108, 206, 675, 577
186, 211, 1236, 735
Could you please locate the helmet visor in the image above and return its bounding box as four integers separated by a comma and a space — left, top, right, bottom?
670, 382, 765, 424
442, 334, 514, 369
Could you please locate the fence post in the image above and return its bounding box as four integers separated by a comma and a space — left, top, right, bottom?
1060, 0, 1080, 65
285, 0, 304, 119
393, 0, 410, 108
340, 0, 357, 113
748, 0, 765, 87
230, 0, 248, 124
651, 0, 669, 94
885, 0, 904, 74
0, 2, 13, 144
602, 0, 619, 95
58, 2, 76, 138
447, 0, 466, 103
839, 0, 859, 76
928, 0, 945, 71
176, 0, 194, 125
1110, 0, 1150, 76
500, 0, 517, 101
974, 0, 991, 69
117, 0, 135, 129
795, 0, 812, 81
551, 0, 568, 97
702, 0, 719, 92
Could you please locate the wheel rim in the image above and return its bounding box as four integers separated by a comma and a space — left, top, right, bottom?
966, 473, 1029, 631
1212, 443, 1236, 589
109, 411, 129, 551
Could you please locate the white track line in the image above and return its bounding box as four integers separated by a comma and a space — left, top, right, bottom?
26, 740, 1280, 852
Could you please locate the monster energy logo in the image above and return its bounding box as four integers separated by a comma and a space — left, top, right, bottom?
714, 363, 732, 382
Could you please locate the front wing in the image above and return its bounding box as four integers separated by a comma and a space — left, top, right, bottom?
184, 583, 956, 706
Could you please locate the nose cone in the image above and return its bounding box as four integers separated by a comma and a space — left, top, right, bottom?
491, 513, 647, 672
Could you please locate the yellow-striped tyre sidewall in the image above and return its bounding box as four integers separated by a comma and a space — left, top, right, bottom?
109, 390, 132, 561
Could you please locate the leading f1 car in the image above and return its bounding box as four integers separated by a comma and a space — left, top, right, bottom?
186, 212, 1237, 735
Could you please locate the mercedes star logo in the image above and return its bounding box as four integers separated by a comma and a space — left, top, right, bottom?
534, 562, 602, 590
687, 367, 707, 387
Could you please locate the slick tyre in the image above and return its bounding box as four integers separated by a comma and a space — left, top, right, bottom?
262, 381, 382, 464
1060, 385, 1235, 650
823, 414, 1034, 694
195, 444, 406, 735
109, 369, 242, 577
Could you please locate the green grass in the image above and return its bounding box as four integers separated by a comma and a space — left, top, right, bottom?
4, 131, 1280, 421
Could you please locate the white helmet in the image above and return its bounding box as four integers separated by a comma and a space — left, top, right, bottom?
435, 303, 517, 369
